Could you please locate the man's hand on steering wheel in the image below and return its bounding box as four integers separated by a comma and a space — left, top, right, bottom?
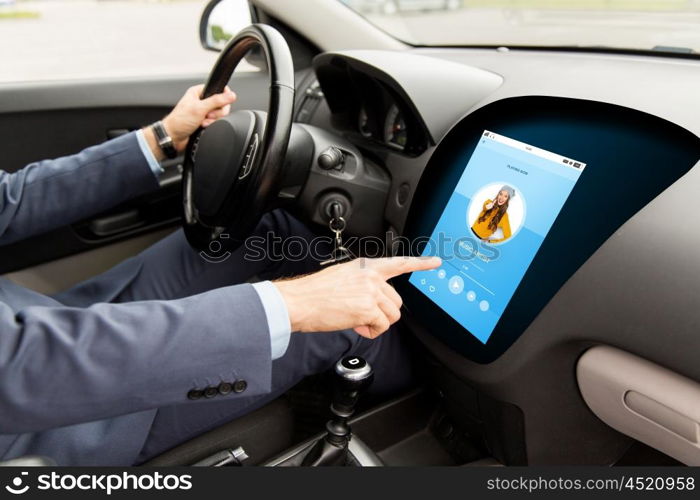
164, 84, 237, 150
142, 84, 237, 161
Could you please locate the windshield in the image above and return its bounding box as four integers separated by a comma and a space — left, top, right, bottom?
339, 0, 700, 55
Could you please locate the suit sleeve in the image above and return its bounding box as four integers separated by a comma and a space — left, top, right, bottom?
0, 132, 159, 245
0, 283, 273, 434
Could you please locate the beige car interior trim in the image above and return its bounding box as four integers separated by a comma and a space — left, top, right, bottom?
3, 229, 175, 296
577, 345, 700, 465
253, 0, 406, 52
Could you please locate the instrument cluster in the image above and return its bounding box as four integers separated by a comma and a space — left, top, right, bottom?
312, 54, 429, 157
357, 102, 408, 152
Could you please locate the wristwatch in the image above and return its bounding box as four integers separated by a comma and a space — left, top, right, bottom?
151, 120, 178, 159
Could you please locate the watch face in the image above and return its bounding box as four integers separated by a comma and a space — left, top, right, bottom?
153, 122, 177, 159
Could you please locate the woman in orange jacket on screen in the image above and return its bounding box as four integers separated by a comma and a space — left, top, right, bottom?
471, 185, 515, 244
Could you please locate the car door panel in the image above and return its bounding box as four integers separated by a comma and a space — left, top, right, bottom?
0, 71, 273, 284
4, 228, 176, 295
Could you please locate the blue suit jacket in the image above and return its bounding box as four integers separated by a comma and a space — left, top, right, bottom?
0, 133, 273, 465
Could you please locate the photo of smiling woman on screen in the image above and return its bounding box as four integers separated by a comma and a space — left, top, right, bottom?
471, 185, 516, 244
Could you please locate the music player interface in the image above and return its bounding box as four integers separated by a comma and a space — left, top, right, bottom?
409, 131, 586, 344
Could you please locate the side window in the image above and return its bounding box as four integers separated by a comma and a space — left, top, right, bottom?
0, 0, 253, 83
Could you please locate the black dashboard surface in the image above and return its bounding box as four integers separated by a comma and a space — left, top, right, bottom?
394, 96, 700, 363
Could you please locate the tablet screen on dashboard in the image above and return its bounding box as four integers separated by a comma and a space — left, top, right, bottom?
409, 130, 586, 344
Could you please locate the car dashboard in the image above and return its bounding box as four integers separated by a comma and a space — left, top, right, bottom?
298, 47, 700, 465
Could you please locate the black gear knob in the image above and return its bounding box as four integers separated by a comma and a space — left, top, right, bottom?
332, 356, 374, 417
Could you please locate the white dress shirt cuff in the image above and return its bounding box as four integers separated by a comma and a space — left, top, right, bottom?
135, 129, 165, 178
251, 280, 292, 360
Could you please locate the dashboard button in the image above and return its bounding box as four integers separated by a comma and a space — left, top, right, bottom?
397, 183, 410, 205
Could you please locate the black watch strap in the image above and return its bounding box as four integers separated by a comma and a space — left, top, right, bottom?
152, 120, 178, 159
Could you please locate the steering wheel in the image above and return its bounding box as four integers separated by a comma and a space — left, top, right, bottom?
182, 24, 295, 251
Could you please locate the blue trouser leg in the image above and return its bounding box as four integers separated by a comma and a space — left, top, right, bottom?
55, 209, 322, 306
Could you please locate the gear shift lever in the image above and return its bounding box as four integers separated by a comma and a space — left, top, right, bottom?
301, 356, 374, 466
327, 356, 374, 446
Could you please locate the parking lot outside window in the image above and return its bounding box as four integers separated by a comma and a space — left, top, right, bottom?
0, 0, 254, 83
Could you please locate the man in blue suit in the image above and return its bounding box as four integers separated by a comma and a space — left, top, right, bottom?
0, 85, 440, 465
